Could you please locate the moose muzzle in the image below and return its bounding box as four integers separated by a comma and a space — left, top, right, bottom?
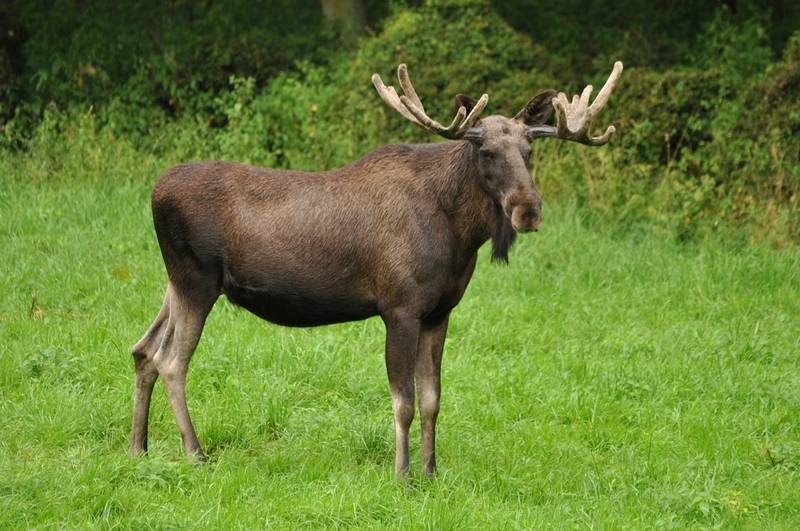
510, 204, 541, 233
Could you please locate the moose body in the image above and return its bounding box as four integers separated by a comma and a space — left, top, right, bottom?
131, 63, 623, 475
155, 143, 490, 328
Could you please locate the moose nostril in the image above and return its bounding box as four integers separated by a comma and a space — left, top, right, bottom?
523, 206, 538, 221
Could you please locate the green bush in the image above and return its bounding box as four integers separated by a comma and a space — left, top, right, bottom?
206, 0, 557, 170
2, 0, 798, 245
538, 15, 799, 245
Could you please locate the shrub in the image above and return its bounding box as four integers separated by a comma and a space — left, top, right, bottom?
2, 0, 798, 245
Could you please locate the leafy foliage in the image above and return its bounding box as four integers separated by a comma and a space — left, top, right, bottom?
1, 0, 798, 244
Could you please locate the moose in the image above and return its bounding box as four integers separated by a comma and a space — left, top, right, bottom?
130, 62, 623, 476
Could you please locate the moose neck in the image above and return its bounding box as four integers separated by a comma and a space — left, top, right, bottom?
434, 141, 515, 262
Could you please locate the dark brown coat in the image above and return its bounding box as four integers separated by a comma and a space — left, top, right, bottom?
129, 62, 622, 476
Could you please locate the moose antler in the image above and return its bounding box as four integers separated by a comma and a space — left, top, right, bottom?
550, 61, 623, 146
372, 64, 489, 139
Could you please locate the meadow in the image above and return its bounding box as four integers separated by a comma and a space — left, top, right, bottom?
1, 137, 799, 529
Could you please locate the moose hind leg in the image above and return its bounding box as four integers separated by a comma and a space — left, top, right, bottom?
383, 311, 421, 477
152, 285, 215, 459
130, 287, 172, 456
415, 314, 449, 475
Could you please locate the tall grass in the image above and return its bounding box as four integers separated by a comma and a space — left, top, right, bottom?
1, 120, 799, 528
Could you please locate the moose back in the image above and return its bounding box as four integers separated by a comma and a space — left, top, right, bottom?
130, 62, 623, 476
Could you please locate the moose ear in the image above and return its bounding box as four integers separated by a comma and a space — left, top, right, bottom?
453, 93, 478, 116
514, 89, 557, 126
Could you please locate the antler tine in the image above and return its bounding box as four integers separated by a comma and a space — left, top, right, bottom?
552, 61, 623, 146
400, 94, 449, 131
446, 105, 468, 131
455, 93, 489, 136
396, 64, 425, 114
589, 61, 623, 115
578, 84, 593, 108
372, 64, 488, 140
372, 73, 419, 124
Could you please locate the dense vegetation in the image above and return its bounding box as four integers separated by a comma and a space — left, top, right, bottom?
1, 0, 798, 243
2, 1, 799, 527
2, 156, 799, 527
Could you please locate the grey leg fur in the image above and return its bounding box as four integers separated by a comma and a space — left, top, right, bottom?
415, 314, 449, 475
151, 286, 213, 459
383, 311, 421, 477
130, 287, 171, 455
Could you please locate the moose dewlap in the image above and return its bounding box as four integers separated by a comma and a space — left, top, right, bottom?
130, 62, 623, 476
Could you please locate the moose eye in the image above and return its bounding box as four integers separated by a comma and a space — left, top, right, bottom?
479, 149, 495, 160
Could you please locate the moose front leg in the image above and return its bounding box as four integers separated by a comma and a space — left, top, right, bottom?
415, 314, 449, 475
382, 311, 421, 477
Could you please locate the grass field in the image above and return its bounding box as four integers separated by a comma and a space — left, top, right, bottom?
1, 148, 799, 529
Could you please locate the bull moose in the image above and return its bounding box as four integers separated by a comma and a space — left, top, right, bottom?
130, 62, 624, 476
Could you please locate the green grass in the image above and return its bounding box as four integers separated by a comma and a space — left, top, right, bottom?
1, 143, 799, 529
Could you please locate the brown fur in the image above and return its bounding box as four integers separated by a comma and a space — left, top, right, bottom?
130, 97, 556, 476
